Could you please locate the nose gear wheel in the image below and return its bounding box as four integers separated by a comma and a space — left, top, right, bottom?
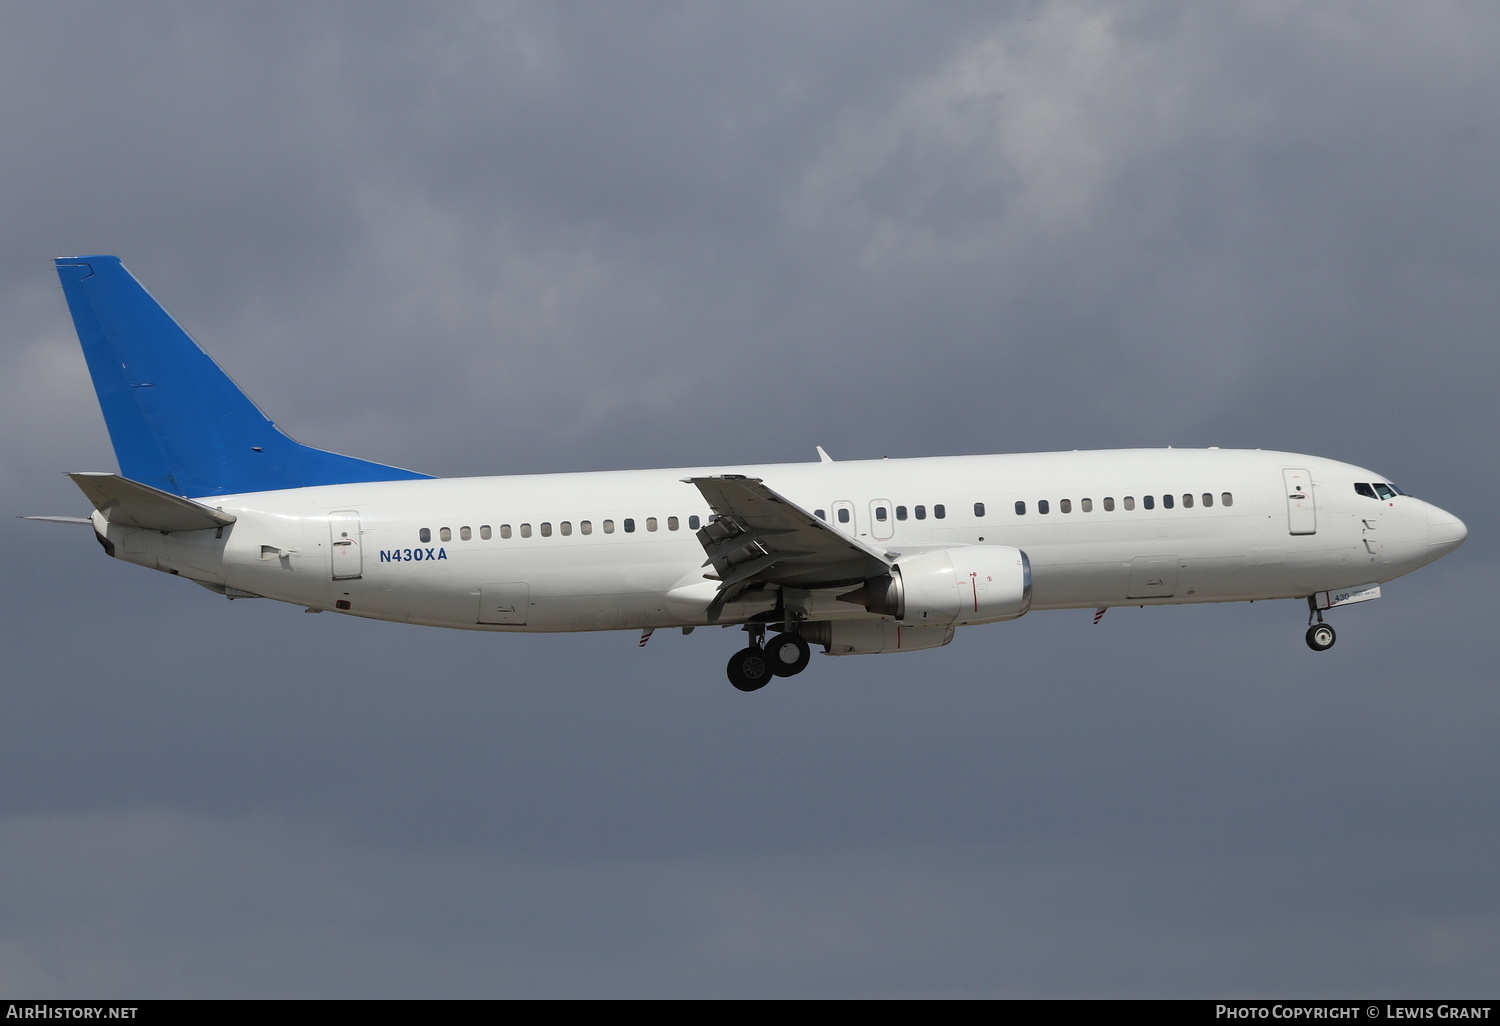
1305, 623, 1336, 651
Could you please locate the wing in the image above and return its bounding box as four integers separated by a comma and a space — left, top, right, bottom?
686, 475, 892, 616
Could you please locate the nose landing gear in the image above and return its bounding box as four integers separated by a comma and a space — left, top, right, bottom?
1305, 622, 1337, 651
1305, 595, 1336, 651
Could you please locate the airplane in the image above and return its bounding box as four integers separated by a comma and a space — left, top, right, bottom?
31, 255, 1467, 691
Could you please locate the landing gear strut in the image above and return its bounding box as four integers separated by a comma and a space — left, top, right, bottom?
726, 624, 811, 691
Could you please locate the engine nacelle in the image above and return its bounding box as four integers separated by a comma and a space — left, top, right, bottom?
840, 545, 1032, 627
802, 619, 955, 656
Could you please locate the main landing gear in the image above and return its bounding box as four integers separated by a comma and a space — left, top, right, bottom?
726, 625, 811, 692
1305, 595, 1336, 652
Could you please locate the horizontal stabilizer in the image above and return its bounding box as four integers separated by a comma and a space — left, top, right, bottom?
18, 515, 94, 525
68, 472, 237, 532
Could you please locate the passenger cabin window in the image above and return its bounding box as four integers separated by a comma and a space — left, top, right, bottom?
1182, 494, 1193, 508
1222, 493, 1234, 507
500, 524, 512, 539
1162, 494, 1174, 509
560, 521, 572, 536
624, 518, 636, 533
1081, 498, 1093, 512
1202, 493, 1213, 508
1103, 497, 1115, 511
915, 506, 926, 520
934, 504, 946, 519
580, 520, 592, 535
440, 527, 452, 541
480, 525, 492, 540
646, 517, 658, 532
520, 523, 532, 538
1059, 499, 1072, 514
668, 516, 679, 531
689, 515, 701, 530
540, 522, 552, 537
1015, 501, 1026, 515
1038, 500, 1050, 515
973, 502, 985, 517
1143, 495, 1155, 510
1123, 496, 1136, 511
419, 528, 431, 543
603, 520, 615, 534
460, 526, 472, 541
837, 508, 850, 524
875, 507, 888, 522
896, 506, 908, 520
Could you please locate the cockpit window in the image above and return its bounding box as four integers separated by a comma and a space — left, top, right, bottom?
1355, 483, 1377, 499
1373, 483, 1397, 500
1357, 481, 1406, 500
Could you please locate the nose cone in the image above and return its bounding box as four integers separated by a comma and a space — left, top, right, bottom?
1427, 505, 1468, 560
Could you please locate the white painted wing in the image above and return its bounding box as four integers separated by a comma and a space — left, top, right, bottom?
686, 475, 892, 597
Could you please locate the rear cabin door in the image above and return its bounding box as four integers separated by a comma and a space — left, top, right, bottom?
1283, 468, 1317, 536
329, 511, 363, 580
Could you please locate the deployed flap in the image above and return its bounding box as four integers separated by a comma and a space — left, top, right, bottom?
68, 472, 237, 532
686, 476, 892, 597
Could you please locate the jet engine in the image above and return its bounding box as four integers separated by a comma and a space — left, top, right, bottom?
838, 545, 1032, 627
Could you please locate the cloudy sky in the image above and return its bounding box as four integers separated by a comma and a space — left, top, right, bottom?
3, 1, 1497, 998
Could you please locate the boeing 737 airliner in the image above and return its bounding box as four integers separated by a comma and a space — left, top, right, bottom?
34, 256, 1467, 691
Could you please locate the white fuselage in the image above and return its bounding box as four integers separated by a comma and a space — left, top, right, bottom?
93, 448, 1465, 635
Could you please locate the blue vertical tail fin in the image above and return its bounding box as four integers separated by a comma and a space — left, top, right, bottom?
56, 256, 432, 498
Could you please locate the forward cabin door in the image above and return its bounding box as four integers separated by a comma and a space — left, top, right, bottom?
1283, 468, 1317, 536
329, 511, 363, 580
